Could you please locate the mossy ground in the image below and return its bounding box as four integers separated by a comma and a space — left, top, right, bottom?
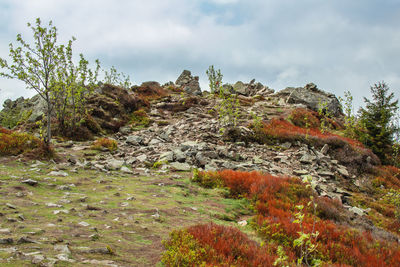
0, 159, 255, 266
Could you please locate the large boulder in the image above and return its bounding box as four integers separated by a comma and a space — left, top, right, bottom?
86, 84, 143, 132
175, 70, 202, 95
221, 79, 274, 96
277, 83, 342, 116
0, 95, 47, 128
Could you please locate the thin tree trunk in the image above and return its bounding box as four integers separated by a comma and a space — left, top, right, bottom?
46, 94, 52, 145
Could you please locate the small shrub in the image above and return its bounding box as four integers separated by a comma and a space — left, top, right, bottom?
288, 108, 320, 129
130, 109, 150, 128
0, 128, 42, 156
91, 137, 118, 152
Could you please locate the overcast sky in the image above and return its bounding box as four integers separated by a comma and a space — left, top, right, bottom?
0, 0, 399, 110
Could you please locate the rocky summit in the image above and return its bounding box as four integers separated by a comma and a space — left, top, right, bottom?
0, 71, 399, 266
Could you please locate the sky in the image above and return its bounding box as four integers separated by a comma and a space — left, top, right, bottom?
0, 0, 399, 111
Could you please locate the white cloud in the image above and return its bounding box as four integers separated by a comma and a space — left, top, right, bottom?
0, 0, 399, 110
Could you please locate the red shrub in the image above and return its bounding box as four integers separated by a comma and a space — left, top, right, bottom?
192, 170, 400, 266
289, 108, 320, 128
262, 118, 365, 149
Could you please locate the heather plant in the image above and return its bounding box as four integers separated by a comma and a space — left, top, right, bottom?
91, 137, 118, 152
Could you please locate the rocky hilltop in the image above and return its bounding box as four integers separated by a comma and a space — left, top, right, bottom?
0, 70, 399, 266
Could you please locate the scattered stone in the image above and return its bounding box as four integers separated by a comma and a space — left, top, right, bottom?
281, 142, 292, 149
321, 144, 330, 155
159, 151, 174, 162
53, 210, 69, 215
49, 171, 69, 177
17, 236, 37, 244
349, 206, 365, 216
337, 166, 349, 177
120, 166, 133, 174
6, 217, 17, 222
136, 154, 148, 162
78, 221, 90, 227
318, 171, 335, 177
299, 154, 315, 164
46, 203, 63, 208
107, 159, 124, 170
6, 203, 17, 209
126, 135, 144, 146
0, 238, 14, 244
82, 259, 118, 267
0, 228, 11, 234
170, 162, 191, 171
238, 220, 248, 226
54, 244, 71, 256
21, 179, 39, 186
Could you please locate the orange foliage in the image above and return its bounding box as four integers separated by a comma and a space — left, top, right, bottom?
0, 127, 41, 156
373, 165, 400, 189
91, 137, 118, 152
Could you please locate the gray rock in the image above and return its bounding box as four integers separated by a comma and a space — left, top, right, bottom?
170, 162, 191, 171
233, 81, 248, 95
119, 125, 132, 135
337, 167, 349, 177
106, 159, 124, 170
321, 144, 330, 155
318, 170, 335, 177
175, 70, 202, 95
159, 151, 174, 162
136, 154, 148, 162
21, 179, 38, 186
48, 171, 69, 177
6, 203, 17, 209
195, 152, 209, 166
300, 153, 315, 164
0, 238, 13, 244
120, 166, 133, 174
0, 228, 11, 234
54, 244, 71, 256
126, 135, 144, 146
149, 138, 162, 145
278, 83, 342, 116
349, 206, 365, 216
173, 149, 186, 163
281, 142, 292, 149
17, 236, 37, 244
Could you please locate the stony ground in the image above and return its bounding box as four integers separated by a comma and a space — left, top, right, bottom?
0, 156, 256, 266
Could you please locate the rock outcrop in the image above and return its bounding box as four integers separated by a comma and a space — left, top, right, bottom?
277, 83, 342, 116
175, 70, 202, 95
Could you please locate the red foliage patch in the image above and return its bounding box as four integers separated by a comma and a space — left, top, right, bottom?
373, 165, 400, 189
187, 223, 278, 266
192, 170, 400, 266
262, 118, 364, 149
